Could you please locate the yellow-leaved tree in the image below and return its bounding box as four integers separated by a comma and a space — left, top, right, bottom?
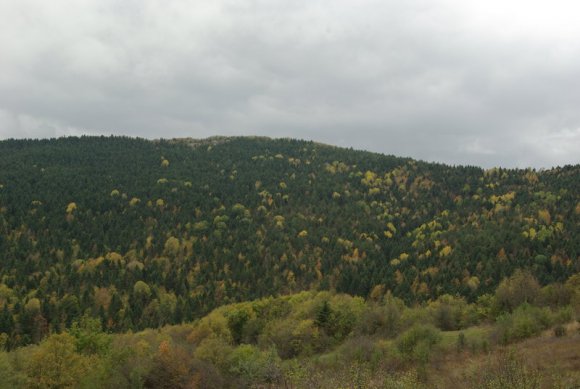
164, 236, 181, 257
26, 333, 90, 389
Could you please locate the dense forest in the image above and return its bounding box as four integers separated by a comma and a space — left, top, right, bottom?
0, 136, 578, 350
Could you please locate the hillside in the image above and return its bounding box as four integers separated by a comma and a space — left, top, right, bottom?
0, 136, 578, 349
1, 279, 580, 388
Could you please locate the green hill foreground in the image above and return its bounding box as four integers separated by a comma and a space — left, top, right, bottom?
1, 274, 580, 388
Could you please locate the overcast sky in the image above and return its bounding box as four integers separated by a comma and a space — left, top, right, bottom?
1, 0, 580, 168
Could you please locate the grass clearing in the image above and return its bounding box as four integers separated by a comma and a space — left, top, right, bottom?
438, 325, 493, 351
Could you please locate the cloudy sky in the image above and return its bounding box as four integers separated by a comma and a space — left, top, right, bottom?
1, 0, 580, 168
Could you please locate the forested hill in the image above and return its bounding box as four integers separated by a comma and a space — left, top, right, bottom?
0, 136, 578, 348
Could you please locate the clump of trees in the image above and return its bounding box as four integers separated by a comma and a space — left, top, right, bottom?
0, 269, 579, 388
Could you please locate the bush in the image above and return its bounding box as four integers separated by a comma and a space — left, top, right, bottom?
188, 359, 224, 389
356, 303, 402, 338
494, 304, 552, 344
553, 325, 566, 337
70, 315, 111, 355
314, 295, 365, 341
225, 307, 251, 344
539, 283, 572, 308
0, 351, 25, 389
338, 336, 382, 365
495, 270, 540, 313
551, 306, 573, 325
259, 319, 326, 359
396, 324, 441, 363
143, 341, 191, 389
193, 337, 233, 370
400, 307, 433, 329
429, 295, 478, 331
26, 333, 91, 389
226, 345, 282, 384
187, 310, 232, 345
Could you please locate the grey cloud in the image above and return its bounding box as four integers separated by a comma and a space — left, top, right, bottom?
1, 0, 579, 168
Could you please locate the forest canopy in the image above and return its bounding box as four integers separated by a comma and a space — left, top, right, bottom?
0, 136, 578, 349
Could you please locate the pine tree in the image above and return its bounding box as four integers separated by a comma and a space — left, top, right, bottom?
0, 304, 14, 335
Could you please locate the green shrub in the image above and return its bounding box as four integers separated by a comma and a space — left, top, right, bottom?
226, 345, 282, 384
539, 283, 572, 308
226, 308, 251, 345
0, 351, 26, 389
494, 270, 540, 313
494, 304, 552, 344
259, 319, 325, 359
396, 324, 441, 363
193, 337, 233, 370
338, 336, 382, 366
400, 307, 433, 329
551, 306, 573, 325
70, 315, 112, 355
429, 295, 478, 331
356, 303, 402, 338
315, 295, 365, 341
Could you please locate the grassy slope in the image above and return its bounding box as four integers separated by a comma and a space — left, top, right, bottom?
432, 323, 580, 388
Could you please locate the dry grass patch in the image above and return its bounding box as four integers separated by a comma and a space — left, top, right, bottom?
429, 325, 580, 388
